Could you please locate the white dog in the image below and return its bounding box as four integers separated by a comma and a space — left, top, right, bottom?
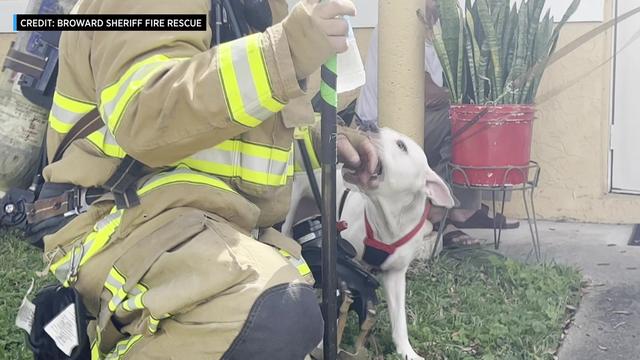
284, 126, 455, 360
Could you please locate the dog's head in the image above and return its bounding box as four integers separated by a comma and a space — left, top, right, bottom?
345, 126, 455, 208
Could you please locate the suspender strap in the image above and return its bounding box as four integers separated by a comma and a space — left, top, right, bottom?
52, 108, 103, 163
102, 156, 147, 209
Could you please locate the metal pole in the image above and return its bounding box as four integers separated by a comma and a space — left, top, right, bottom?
320, 55, 338, 359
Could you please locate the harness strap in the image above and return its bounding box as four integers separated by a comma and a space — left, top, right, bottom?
363, 201, 432, 256
52, 108, 103, 163
102, 156, 147, 209
25, 185, 106, 224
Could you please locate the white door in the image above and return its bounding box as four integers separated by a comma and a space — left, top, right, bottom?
611, 0, 640, 194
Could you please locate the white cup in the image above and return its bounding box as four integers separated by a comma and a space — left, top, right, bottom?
336, 17, 366, 94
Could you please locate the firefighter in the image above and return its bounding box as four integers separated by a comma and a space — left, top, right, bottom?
38, 0, 378, 358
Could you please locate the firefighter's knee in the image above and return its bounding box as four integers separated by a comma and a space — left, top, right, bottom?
222, 283, 323, 360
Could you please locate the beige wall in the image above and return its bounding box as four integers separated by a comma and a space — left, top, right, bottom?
503, 0, 640, 224
356, 1, 640, 224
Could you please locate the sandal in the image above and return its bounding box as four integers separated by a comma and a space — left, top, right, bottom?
442, 225, 482, 248
450, 204, 519, 230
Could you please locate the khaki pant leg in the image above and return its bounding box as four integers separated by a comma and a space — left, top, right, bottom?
111, 212, 322, 360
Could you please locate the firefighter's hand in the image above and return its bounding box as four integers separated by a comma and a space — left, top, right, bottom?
283, 0, 356, 79
302, 0, 356, 53
337, 133, 380, 189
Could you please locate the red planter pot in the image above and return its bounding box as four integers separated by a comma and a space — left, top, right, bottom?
450, 104, 535, 186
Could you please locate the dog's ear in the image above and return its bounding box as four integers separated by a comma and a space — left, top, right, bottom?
425, 167, 455, 208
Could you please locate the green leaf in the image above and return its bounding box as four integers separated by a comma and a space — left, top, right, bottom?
502, 3, 519, 79
478, 41, 491, 103
433, 22, 458, 102
466, 8, 483, 103
437, 0, 463, 96
456, 2, 466, 103
525, 0, 581, 101
476, 0, 504, 100
527, 0, 546, 67
504, 2, 529, 103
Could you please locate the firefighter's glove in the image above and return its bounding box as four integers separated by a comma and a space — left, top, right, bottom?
337, 126, 380, 190
283, 0, 356, 79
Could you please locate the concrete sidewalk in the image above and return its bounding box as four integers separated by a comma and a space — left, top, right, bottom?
467, 221, 640, 360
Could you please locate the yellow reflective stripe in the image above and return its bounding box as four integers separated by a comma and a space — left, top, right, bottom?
100, 55, 186, 134
180, 156, 293, 186
104, 334, 143, 360
218, 34, 284, 128
219, 40, 260, 127
91, 328, 103, 360
294, 126, 321, 173
108, 287, 128, 312
138, 166, 236, 196
122, 294, 145, 312
245, 35, 283, 113
48, 92, 95, 134
105, 266, 126, 311
50, 246, 79, 283
121, 282, 148, 312
87, 127, 127, 159
278, 250, 312, 277
216, 139, 291, 163
80, 210, 122, 267
148, 316, 160, 334
50, 209, 122, 283
53, 92, 96, 113
147, 313, 170, 334
181, 139, 294, 186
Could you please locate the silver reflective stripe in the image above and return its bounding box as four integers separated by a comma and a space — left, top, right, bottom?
102, 61, 178, 127
138, 166, 236, 195
53, 259, 72, 283
104, 274, 121, 295
96, 211, 122, 231
189, 146, 290, 176
141, 167, 224, 185
109, 288, 127, 311
229, 37, 273, 122
50, 104, 86, 126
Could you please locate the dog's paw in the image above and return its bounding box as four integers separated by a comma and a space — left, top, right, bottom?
398, 349, 424, 360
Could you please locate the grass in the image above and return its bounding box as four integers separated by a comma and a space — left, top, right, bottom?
343, 248, 583, 359
0, 230, 53, 360
0, 231, 582, 360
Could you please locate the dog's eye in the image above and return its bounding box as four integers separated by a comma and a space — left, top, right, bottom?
396, 140, 408, 153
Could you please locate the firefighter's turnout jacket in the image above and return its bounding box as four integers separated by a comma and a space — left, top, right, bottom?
41, 0, 339, 358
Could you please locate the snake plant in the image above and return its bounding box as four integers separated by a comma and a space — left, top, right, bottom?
433, 0, 581, 104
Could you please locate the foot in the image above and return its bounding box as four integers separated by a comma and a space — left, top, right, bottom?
442, 225, 482, 248
450, 205, 520, 230
397, 347, 424, 360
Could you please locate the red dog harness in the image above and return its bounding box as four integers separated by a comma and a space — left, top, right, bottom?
362, 201, 432, 268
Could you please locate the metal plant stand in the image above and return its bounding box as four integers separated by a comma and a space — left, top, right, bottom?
447, 161, 542, 261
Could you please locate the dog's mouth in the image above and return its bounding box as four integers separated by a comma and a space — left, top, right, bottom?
375, 161, 383, 177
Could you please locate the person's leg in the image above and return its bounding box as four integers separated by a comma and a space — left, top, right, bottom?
89, 209, 322, 360
424, 106, 482, 246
